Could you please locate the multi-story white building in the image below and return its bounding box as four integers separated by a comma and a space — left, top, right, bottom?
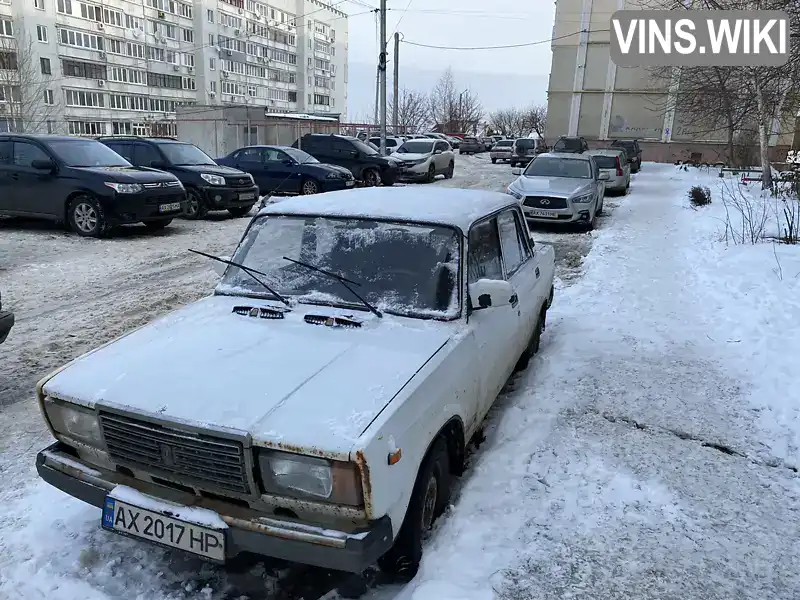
0, 0, 347, 137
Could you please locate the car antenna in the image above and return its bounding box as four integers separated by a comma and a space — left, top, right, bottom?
282, 256, 382, 318
188, 248, 291, 307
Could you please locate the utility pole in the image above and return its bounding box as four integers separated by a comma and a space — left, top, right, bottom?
393, 32, 399, 134
378, 0, 387, 155
373, 65, 379, 129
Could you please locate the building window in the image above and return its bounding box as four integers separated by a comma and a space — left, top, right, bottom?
210, 81, 216, 92
207, 9, 213, 23
68, 121, 107, 136
182, 28, 193, 43
80, 3, 102, 21
62, 58, 107, 79
288, 91, 296, 102
43, 89, 54, 105
103, 8, 123, 27
35, 0, 45, 9
64, 89, 105, 107
0, 86, 21, 102
59, 27, 104, 50
37, 25, 48, 42
56, 0, 71, 14
40, 57, 51, 74
125, 15, 142, 30
178, 2, 192, 18
209, 58, 215, 70
208, 33, 214, 45
0, 19, 12, 37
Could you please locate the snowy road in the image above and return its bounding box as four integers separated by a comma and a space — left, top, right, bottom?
4, 160, 795, 600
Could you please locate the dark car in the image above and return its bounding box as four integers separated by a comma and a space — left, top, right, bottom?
98, 137, 259, 219
292, 134, 399, 187
610, 139, 643, 173
459, 137, 484, 155
0, 134, 186, 237
0, 292, 13, 345
552, 136, 589, 154
216, 145, 355, 196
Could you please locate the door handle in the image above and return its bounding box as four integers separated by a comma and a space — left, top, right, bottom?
535, 267, 540, 278
509, 293, 519, 308
10, 173, 19, 180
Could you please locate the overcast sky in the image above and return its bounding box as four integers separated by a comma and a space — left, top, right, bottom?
341, 0, 555, 122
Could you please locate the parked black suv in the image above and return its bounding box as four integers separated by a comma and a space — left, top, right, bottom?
0, 134, 185, 236
610, 139, 643, 173
292, 134, 399, 187
98, 137, 259, 219
552, 136, 589, 153
0, 292, 13, 345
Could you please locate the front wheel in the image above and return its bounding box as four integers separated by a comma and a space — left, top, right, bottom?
184, 189, 208, 220
362, 169, 380, 187
425, 164, 436, 183
69, 195, 108, 238
300, 178, 320, 195
378, 439, 451, 582
444, 162, 454, 179
227, 205, 253, 218
515, 310, 545, 372
491, 158, 497, 164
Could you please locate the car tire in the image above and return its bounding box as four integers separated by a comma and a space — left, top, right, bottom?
362, 169, 380, 187
68, 195, 108, 238
227, 205, 253, 218
184, 188, 208, 220
444, 162, 454, 179
300, 178, 320, 195
584, 208, 597, 231
597, 196, 604, 215
143, 218, 173, 231
425, 164, 436, 183
377, 438, 450, 582
515, 309, 545, 372
491, 158, 497, 164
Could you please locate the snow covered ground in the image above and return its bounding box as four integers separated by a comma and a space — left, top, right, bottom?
4, 159, 797, 600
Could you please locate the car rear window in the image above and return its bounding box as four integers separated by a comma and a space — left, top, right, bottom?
495, 140, 513, 147
614, 141, 635, 149
554, 138, 582, 151
464, 137, 478, 143
515, 139, 535, 150
592, 155, 618, 169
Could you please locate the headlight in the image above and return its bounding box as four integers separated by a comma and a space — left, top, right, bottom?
507, 186, 523, 200
104, 182, 142, 194
200, 173, 226, 186
257, 450, 363, 505
572, 193, 594, 203
44, 397, 103, 447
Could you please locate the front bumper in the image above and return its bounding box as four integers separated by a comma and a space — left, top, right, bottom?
398, 160, 432, 178
0, 311, 13, 344
490, 153, 512, 161
521, 199, 594, 225
200, 185, 260, 209
322, 178, 356, 192
36, 442, 393, 573
104, 190, 187, 224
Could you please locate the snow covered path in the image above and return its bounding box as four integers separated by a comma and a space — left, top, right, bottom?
383, 164, 800, 600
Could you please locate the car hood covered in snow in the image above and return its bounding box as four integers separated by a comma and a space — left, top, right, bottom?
41, 296, 453, 458
509, 175, 593, 197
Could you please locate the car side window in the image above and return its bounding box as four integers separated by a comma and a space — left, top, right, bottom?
12, 141, 50, 167
133, 144, 161, 166
0, 140, 12, 165
272, 149, 290, 162
496, 210, 528, 276
467, 218, 504, 284
236, 147, 263, 162
331, 138, 354, 155
106, 142, 133, 162
436, 142, 448, 152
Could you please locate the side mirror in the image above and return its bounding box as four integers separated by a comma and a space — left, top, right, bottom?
512, 167, 522, 176
599, 171, 610, 181
434, 149, 443, 155
529, 234, 536, 247
213, 256, 230, 276
282, 159, 296, 166
31, 159, 55, 171
468, 279, 515, 311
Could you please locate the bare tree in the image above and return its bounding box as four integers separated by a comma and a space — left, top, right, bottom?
521, 105, 547, 139
388, 88, 430, 134
488, 108, 523, 137
0, 26, 59, 133
429, 68, 483, 133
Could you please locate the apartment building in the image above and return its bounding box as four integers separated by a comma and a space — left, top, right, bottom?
0, 0, 347, 137
546, 0, 793, 162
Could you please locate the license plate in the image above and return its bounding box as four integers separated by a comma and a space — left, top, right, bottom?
527, 209, 558, 218
238, 192, 255, 201
159, 202, 181, 213
102, 496, 225, 561
346, 180, 354, 186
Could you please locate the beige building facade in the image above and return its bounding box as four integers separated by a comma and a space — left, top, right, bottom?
545, 0, 795, 163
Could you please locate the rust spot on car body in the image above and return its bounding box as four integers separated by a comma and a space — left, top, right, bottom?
258, 440, 344, 461
355, 450, 373, 518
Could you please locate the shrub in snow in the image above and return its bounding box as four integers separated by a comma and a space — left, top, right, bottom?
688, 185, 712, 207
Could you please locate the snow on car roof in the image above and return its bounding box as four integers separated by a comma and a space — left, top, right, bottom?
258, 186, 518, 232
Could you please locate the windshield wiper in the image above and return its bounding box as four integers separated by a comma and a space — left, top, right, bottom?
188, 248, 291, 307
282, 256, 382, 318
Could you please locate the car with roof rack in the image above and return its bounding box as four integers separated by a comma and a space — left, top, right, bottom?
0, 134, 185, 236
35, 186, 555, 590
97, 137, 259, 219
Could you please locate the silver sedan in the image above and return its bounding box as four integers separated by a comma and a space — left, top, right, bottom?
506, 152, 608, 231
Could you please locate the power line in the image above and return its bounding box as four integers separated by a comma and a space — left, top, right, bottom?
390, 0, 414, 38
401, 29, 600, 50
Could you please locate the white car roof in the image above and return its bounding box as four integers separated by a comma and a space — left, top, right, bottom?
258, 186, 519, 232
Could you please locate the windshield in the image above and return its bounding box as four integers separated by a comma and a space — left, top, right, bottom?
464, 137, 478, 143
159, 143, 217, 166
397, 140, 435, 154
515, 139, 536, 150
50, 140, 131, 167
591, 155, 618, 169
217, 215, 461, 319
524, 157, 592, 179
554, 138, 582, 151
351, 138, 379, 155
284, 147, 318, 164
495, 140, 513, 147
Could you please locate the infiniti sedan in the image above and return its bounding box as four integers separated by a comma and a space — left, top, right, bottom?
506, 152, 609, 231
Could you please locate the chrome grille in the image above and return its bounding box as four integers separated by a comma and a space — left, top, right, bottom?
142, 182, 163, 189
99, 412, 250, 494
225, 176, 253, 188
523, 196, 567, 210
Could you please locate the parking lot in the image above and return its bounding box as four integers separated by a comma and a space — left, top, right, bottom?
0, 152, 630, 600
